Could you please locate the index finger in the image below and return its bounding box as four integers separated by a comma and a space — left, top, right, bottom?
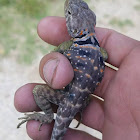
37, 16, 70, 46
37, 16, 140, 68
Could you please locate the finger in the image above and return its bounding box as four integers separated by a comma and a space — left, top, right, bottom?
15, 84, 104, 132
39, 52, 74, 89
37, 16, 70, 46
27, 121, 99, 140
38, 16, 140, 68
95, 27, 140, 67
14, 83, 58, 112
64, 129, 100, 140
26, 120, 53, 140
14, 83, 38, 112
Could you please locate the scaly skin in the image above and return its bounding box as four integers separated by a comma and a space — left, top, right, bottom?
17, 0, 108, 140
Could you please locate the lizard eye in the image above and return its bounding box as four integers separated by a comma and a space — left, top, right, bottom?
68, 10, 71, 15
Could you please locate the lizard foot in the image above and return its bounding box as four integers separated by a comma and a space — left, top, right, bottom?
17, 112, 54, 131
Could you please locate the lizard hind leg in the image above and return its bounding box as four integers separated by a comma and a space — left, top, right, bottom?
17, 85, 65, 130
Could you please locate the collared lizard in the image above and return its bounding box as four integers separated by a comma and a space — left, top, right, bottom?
17, 0, 108, 140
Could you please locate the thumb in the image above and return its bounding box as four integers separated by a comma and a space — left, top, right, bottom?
39, 52, 74, 89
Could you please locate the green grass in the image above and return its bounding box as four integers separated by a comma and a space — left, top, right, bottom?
134, 4, 140, 11
0, 0, 63, 64
1, 0, 136, 64
0, 0, 14, 6
15, 0, 49, 18
109, 17, 134, 28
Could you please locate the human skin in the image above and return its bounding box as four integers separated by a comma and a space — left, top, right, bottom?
14, 17, 140, 140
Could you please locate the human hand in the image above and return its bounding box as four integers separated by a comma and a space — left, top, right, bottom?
14, 17, 140, 140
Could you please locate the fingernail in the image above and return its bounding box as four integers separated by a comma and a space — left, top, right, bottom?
43, 59, 60, 85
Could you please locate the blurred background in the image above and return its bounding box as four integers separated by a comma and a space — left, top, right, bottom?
0, 0, 140, 139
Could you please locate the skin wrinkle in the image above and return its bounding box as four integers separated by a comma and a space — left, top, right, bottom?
94, 98, 104, 131
104, 87, 124, 126
103, 117, 134, 140
118, 48, 140, 110
99, 72, 111, 98
50, 59, 60, 86
103, 69, 139, 138
43, 58, 60, 86
119, 95, 134, 127
129, 92, 140, 134
130, 110, 140, 139
98, 29, 113, 50
119, 46, 136, 70
126, 48, 140, 138
115, 71, 131, 109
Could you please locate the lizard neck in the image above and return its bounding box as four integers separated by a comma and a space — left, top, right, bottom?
72, 29, 100, 49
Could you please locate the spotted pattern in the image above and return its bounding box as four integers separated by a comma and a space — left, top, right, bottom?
64, 29, 105, 91
51, 29, 106, 140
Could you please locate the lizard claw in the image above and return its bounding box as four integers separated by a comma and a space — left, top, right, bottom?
38, 123, 43, 131
17, 112, 37, 128
17, 120, 28, 128
17, 112, 54, 130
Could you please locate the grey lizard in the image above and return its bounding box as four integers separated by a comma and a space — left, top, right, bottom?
17, 0, 108, 140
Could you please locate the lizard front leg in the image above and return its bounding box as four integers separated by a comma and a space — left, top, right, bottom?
100, 47, 108, 61
17, 85, 65, 130
54, 40, 73, 53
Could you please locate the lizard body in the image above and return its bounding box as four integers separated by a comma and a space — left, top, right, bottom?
17, 0, 108, 140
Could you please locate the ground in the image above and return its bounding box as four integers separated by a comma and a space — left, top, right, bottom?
0, 0, 140, 139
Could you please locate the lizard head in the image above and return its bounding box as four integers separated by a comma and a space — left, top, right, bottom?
64, 0, 96, 38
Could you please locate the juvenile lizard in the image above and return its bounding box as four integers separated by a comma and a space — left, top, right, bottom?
17, 0, 108, 140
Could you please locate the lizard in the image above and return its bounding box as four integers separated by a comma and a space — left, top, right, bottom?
17, 0, 108, 140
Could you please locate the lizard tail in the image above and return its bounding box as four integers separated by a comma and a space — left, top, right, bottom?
51, 102, 78, 140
